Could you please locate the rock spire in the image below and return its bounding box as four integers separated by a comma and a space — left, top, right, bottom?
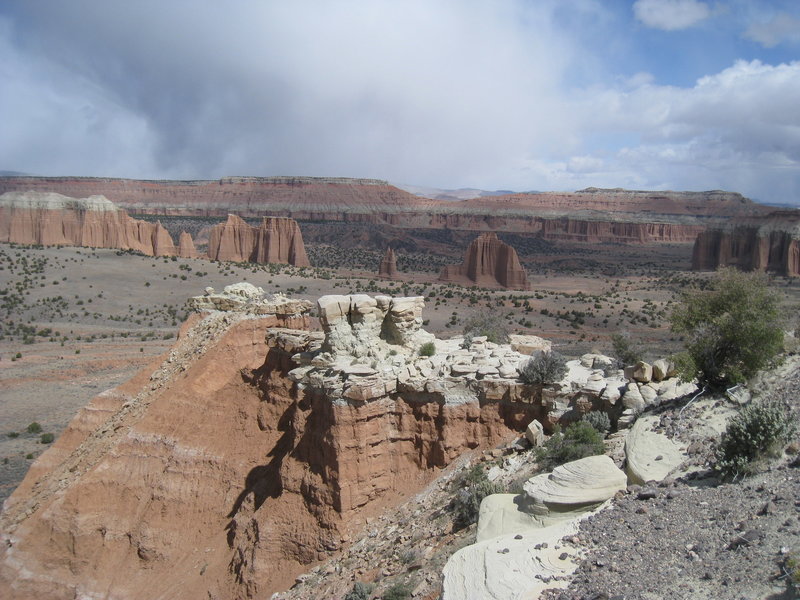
206, 214, 310, 266
378, 247, 399, 279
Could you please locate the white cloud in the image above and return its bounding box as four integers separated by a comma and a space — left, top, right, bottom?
633, 0, 711, 31
744, 12, 800, 48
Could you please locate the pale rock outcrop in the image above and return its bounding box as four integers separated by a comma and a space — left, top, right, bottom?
509, 334, 552, 355
625, 417, 685, 485
632, 361, 653, 383
443, 523, 583, 600
523, 455, 627, 512
377, 247, 399, 279
439, 232, 530, 290
187, 282, 313, 318
206, 214, 310, 266
0, 191, 178, 256
525, 419, 544, 446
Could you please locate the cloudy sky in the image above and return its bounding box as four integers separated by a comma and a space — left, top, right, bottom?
1, 1, 799, 205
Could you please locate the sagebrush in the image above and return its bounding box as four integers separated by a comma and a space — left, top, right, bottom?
461, 312, 510, 347
452, 464, 503, 528
519, 350, 568, 385
714, 399, 797, 480
536, 421, 606, 471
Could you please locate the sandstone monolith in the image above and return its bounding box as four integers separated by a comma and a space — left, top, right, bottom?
378, 247, 399, 279
206, 214, 310, 266
439, 232, 530, 290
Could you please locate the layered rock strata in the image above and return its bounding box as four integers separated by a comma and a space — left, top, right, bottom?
377, 247, 399, 279
0, 191, 179, 256
692, 210, 800, 276
0, 177, 773, 244
439, 232, 530, 290
206, 214, 310, 266
0, 289, 700, 599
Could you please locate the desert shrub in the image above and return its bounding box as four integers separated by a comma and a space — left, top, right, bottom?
461, 311, 509, 347
670, 268, 785, 388
418, 341, 436, 357
452, 464, 503, 528
345, 582, 374, 600
611, 332, 641, 367
382, 582, 413, 600
519, 351, 567, 385
26, 422, 42, 434
785, 552, 800, 591
714, 400, 797, 480
536, 422, 606, 471
40, 433, 55, 444
582, 411, 611, 434
7, 431, 19, 438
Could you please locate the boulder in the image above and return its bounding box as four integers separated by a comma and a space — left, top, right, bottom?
524, 419, 544, 447
621, 383, 645, 413
632, 361, 653, 383
625, 417, 685, 485
651, 358, 670, 382
523, 455, 627, 511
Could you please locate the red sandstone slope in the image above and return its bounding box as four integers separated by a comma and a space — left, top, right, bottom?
206, 214, 311, 266
0, 191, 178, 256
440, 232, 530, 290
692, 210, 800, 276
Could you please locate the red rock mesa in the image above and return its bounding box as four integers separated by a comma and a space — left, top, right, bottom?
206, 214, 310, 266
439, 232, 530, 290
0, 191, 178, 256
692, 210, 800, 277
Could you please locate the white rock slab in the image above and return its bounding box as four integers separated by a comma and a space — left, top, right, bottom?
524, 455, 627, 509
625, 416, 685, 485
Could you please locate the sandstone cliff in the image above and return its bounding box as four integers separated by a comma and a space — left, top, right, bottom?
692, 210, 800, 276
206, 214, 310, 266
377, 247, 399, 279
0, 191, 179, 256
439, 232, 530, 290
0, 176, 774, 245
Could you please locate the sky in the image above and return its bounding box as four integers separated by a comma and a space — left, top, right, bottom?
1, 1, 799, 205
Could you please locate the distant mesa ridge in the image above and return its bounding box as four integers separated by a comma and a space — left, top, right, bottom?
0, 176, 775, 245
692, 210, 800, 277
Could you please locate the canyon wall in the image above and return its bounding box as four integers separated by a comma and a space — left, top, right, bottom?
2, 287, 661, 599
206, 214, 310, 266
692, 211, 800, 276
0, 176, 773, 244
440, 232, 530, 290
0, 191, 179, 256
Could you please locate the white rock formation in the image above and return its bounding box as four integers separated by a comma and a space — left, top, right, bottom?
625, 416, 685, 484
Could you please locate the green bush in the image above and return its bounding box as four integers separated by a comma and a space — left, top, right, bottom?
536, 421, 606, 471
452, 464, 503, 528
670, 268, 785, 388
7, 431, 19, 438
714, 400, 797, 480
462, 311, 510, 347
418, 341, 436, 357
26, 422, 42, 434
344, 582, 374, 600
611, 332, 641, 367
40, 433, 55, 444
382, 582, 413, 600
519, 351, 568, 385
582, 411, 611, 434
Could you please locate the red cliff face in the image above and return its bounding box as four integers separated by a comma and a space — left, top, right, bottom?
0, 191, 178, 256
692, 211, 800, 277
206, 214, 310, 266
439, 232, 530, 290
378, 247, 399, 279
0, 312, 535, 599
0, 176, 774, 246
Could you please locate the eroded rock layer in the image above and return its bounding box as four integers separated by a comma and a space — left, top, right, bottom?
439, 232, 530, 290
0, 177, 774, 244
206, 214, 310, 266
692, 210, 800, 276
0, 191, 178, 256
